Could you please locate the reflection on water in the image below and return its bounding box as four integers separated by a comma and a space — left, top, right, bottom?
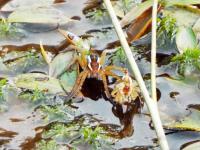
80, 77, 143, 139
112, 99, 142, 139
180, 140, 200, 150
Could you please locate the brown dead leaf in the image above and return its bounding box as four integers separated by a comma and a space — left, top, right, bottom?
0, 0, 11, 9
120, 0, 153, 27
127, 5, 162, 42
54, 0, 65, 3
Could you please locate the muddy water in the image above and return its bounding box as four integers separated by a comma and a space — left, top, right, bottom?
0, 0, 200, 150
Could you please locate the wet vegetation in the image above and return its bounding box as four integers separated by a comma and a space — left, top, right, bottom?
0, 18, 17, 35
38, 121, 114, 150
0, 0, 200, 150
172, 47, 200, 76
157, 15, 178, 45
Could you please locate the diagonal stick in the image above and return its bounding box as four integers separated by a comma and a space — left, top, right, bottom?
151, 0, 158, 101
103, 0, 169, 149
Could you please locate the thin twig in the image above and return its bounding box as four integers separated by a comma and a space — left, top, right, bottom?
175, 4, 200, 14
103, 0, 169, 149
39, 41, 51, 65
151, 0, 157, 101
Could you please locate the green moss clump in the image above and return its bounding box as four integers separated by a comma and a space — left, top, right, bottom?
0, 18, 18, 38
39, 121, 115, 150
157, 15, 178, 44
36, 140, 59, 150
0, 79, 7, 101
172, 47, 200, 75
19, 87, 45, 102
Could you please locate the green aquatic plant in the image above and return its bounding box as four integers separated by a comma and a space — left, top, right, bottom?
86, 8, 108, 22
85, 1, 109, 23
42, 123, 80, 141
117, 0, 137, 14
28, 87, 45, 101
36, 140, 59, 150
19, 86, 45, 102
22, 51, 44, 70
40, 120, 115, 150
36, 139, 77, 150
15, 50, 44, 70
116, 47, 126, 62
4, 50, 45, 73
78, 126, 112, 150
26, 51, 41, 62
0, 79, 8, 112
39, 105, 75, 122
0, 79, 7, 101
157, 15, 178, 44
172, 47, 200, 76
111, 47, 127, 65
0, 18, 18, 38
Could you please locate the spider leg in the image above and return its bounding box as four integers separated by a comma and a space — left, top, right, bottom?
99, 50, 107, 66
58, 29, 87, 53
104, 65, 127, 82
66, 70, 89, 99
58, 29, 77, 46
104, 70, 122, 82
77, 53, 87, 69
99, 49, 118, 66
104, 65, 126, 73
100, 71, 111, 99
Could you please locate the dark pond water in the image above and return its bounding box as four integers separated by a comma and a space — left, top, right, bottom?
0, 0, 200, 150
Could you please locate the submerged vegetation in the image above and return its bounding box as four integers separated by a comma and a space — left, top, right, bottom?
19, 87, 46, 102
86, 8, 108, 22
0, 18, 17, 37
0, 79, 7, 101
36, 140, 59, 150
37, 120, 114, 150
0, 79, 7, 112
78, 126, 113, 149
1, 50, 45, 74
38, 105, 75, 122
0, 18, 23, 39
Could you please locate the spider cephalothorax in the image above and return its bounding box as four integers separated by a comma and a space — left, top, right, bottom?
87, 53, 101, 78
